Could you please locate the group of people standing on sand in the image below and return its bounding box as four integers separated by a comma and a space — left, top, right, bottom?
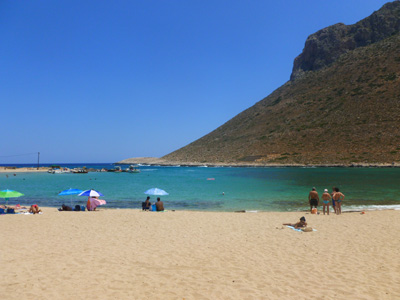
308, 186, 345, 215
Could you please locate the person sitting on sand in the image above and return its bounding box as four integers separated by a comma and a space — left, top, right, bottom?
155, 197, 164, 211
283, 216, 307, 229
333, 187, 345, 215
322, 189, 331, 215
86, 197, 91, 211
87, 196, 102, 211
142, 197, 151, 211
29, 204, 41, 214
308, 187, 319, 212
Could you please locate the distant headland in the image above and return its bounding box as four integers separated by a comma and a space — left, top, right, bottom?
116, 157, 400, 168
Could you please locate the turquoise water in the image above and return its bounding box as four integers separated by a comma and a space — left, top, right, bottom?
1, 164, 400, 211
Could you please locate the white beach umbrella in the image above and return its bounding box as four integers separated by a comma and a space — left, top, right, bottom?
144, 188, 169, 196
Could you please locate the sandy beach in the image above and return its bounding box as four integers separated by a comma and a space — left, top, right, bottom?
1, 209, 399, 300
0, 167, 48, 173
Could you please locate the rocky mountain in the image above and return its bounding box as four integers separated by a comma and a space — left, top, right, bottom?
291, 1, 400, 80
161, 1, 400, 165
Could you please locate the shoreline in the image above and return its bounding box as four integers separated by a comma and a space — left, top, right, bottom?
2, 161, 400, 173
3, 204, 399, 214
11, 205, 400, 213
6, 206, 399, 213
48, 206, 400, 213
116, 157, 400, 168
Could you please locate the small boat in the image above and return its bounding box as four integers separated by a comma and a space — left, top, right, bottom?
48, 165, 70, 174
108, 166, 122, 172
127, 165, 140, 173
72, 168, 88, 174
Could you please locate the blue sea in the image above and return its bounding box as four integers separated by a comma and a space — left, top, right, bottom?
1, 163, 400, 212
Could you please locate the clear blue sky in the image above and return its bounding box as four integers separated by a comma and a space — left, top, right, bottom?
0, 0, 390, 163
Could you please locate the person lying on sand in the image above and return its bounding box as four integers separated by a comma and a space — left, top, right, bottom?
283, 216, 307, 229
15, 204, 27, 210
28, 204, 42, 214
58, 204, 73, 211
1, 204, 27, 210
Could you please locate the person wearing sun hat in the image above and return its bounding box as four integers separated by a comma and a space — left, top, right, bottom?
322, 188, 331, 215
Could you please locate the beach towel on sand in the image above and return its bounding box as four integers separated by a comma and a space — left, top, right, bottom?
286, 226, 316, 232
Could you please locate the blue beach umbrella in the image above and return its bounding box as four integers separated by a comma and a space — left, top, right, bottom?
58, 188, 83, 207
58, 188, 83, 196
144, 188, 169, 196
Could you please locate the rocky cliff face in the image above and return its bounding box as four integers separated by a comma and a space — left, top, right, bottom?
291, 0, 400, 80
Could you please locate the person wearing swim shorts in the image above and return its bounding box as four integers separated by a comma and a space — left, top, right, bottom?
322, 189, 331, 215
331, 187, 337, 214
308, 187, 319, 212
333, 187, 345, 215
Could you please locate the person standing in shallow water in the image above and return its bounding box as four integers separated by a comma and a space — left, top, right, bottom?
331, 187, 337, 214
333, 187, 345, 215
308, 187, 319, 212
322, 189, 331, 215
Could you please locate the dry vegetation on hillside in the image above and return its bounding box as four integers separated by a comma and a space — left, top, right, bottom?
164, 33, 400, 164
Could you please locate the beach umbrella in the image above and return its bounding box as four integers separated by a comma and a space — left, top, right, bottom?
58, 188, 83, 207
0, 189, 24, 206
78, 189, 104, 197
59, 188, 83, 196
144, 188, 169, 196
